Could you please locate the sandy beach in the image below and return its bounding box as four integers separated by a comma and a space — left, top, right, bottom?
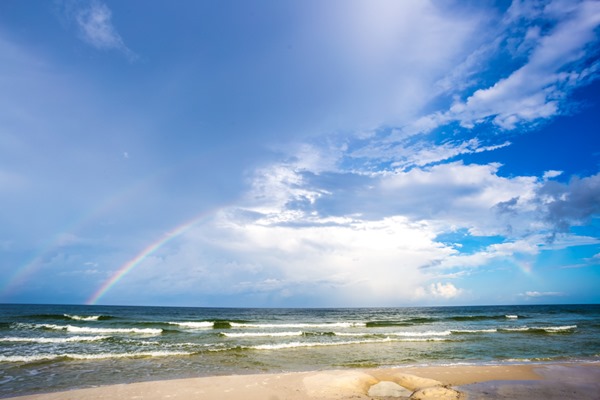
6, 363, 600, 400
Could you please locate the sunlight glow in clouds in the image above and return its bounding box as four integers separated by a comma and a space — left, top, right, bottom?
0, 0, 599, 306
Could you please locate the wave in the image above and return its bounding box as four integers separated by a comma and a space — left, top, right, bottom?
220, 330, 451, 339
15, 323, 163, 335
64, 314, 112, 321
221, 331, 304, 338
247, 337, 450, 350
388, 330, 452, 337
0, 350, 193, 364
451, 329, 498, 334
446, 315, 509, 322
450, 326, 576, 334
167, 320, 250, 329
169, 321, 214, 329
229, 322, 366, 329
498, 325, 577, 334
366, 315, 523, 325
365, 320, 416, 327
0, 335, 109, 343
365, 317, 441, 327
22, 314, 114, 321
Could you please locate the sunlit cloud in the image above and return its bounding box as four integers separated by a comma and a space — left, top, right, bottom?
1, 0, 599, 306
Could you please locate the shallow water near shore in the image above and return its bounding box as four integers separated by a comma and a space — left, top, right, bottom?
1, 304, 599, 397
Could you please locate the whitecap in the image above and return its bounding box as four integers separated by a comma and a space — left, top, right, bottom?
31, 324, 162, 335
221, 331, 303, 338
64, 314, 101, 321
168, 321, 214, 329
451, 329, 497, 334
541, 325, 577, 332
230, 322, 366, 329
0, 336, 108, 343
388, 330, 452, 337
0, 351, 192, 363
247, 337, 449, 350
501, 325, 576, 332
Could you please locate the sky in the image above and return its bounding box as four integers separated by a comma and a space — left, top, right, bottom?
0, 0, 599, 308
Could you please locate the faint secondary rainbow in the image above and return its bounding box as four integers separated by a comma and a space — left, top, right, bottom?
86, 209, 220, 305
0, 168, 171, 300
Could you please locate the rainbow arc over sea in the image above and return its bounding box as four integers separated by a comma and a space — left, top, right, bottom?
86, 209, 218, 305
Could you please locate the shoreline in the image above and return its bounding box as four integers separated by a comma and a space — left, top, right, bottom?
6, 362, 600, 400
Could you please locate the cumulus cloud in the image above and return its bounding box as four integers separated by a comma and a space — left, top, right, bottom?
416, 282, 462, 299
107, 212, 456, 306
537, 173, 600, 233
36, 1, 598, 306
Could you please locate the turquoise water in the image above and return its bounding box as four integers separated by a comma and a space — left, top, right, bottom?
1, 304, 599, 397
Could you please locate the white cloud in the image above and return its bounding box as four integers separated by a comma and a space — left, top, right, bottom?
286, 0, 491, 131
351, 138, 512, 172
73, 1, 136, 60
543, 170, 563, 180
404, 0, 600, 134
107, 206, 459, 306
416, 282, 462, 299
523, 291, 564, 298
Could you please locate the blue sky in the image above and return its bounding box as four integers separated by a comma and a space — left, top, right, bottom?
1, 0, 599, 307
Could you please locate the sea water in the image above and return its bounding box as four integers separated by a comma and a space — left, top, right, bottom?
1, 304, 599, 397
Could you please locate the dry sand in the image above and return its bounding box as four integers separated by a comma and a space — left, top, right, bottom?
6, 363, 600, 400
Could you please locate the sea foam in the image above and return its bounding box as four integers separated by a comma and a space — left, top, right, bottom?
169, 321, 214, 329
64, 314, 101, 321
221, 331, 303, 338
248, 337, 449, 350
26, 324, 162, 335
500, 325, 577, 333
0, 351, 192, 363
0, 336, 108, 343
230, 322, 366, 329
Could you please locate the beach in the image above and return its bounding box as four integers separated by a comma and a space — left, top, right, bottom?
5, 363, 600, 400
2, 304, 600, 398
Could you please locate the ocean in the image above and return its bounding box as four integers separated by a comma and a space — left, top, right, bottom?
1, 304, 599, 397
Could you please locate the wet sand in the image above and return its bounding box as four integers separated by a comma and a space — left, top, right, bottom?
6, 363, 600, 400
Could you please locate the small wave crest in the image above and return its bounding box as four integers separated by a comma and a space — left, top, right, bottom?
169, 321, 214, 329
499, 325, 577, 334
64, 314, 106, 321
168, 320, 239, 329
247, 337, 450, 350
388, 330, 452, 337
221, 331, 303, 338
451, 329, 498, 334
230, 322, 365, 329
0, 350, 193, 364
23, 314, 113, 321
446, 315, 508, 322
16, 323, 162, 335
0, 335, 109, 343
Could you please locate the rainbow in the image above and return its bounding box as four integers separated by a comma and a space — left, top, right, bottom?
0, 171, 168, 300
86, 210, 218, 305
